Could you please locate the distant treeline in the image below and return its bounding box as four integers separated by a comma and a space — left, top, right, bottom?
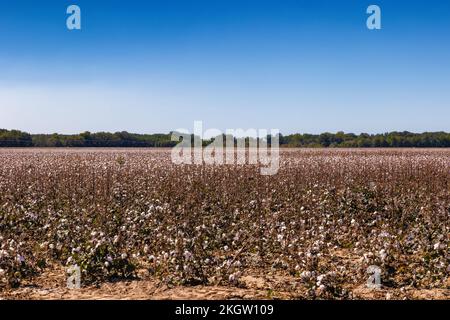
1, 129, 450, 148
280, 131, 450, 148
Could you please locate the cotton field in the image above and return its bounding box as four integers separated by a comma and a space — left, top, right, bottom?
0, 148, 448, 299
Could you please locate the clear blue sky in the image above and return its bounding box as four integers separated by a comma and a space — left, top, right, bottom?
0, 0, 449, 134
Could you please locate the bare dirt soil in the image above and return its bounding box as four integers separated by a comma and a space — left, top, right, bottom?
3, 262, 448, 300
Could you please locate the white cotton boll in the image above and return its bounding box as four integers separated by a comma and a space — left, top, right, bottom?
300, 271, 311, 280
316, 274, 325, 285
379, 249, 387, 261
0, 249, 9, 258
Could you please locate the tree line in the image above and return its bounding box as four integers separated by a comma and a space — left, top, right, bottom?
1, 129, 450, 148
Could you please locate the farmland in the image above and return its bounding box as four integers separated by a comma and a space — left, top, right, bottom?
0, 148, 449, 299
